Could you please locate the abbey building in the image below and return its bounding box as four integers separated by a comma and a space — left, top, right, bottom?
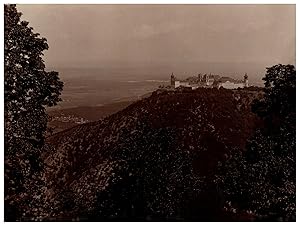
170, 72, 249, 90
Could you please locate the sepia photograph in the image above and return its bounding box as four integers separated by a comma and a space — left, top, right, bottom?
3, 2, 296, 222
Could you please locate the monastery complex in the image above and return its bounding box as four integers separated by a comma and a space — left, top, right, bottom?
169, 73, 249, 90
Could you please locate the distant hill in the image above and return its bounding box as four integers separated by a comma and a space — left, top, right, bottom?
49, 100, 134, 121
47, 101, 134, 133
47, 92, 154, 134
36, 88, 262, 221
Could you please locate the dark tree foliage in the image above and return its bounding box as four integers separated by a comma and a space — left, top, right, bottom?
4, 4, 63, 221
62, 127, 204, 221
216, 64, 296, 221
252, 64, 296, 132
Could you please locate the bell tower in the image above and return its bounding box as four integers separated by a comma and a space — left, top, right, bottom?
198, 73, 203, 83
244, 73, 249, 88
171, 72, 175, 87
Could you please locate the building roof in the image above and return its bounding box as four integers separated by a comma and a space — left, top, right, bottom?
218, 77, 243, 84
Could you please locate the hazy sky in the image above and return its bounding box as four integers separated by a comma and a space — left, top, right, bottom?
17, 4, 295, 73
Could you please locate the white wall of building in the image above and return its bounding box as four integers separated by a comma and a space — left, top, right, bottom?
175, 81, 181, 88
174, 81, 191, 88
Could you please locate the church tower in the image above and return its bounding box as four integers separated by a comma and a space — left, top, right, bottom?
171, 72, 175, 87
244, 73, 249, 88
205, 74, 210, 85
198, 73, 203, 83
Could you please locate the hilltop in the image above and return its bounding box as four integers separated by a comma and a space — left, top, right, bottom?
35, 87, 262, 221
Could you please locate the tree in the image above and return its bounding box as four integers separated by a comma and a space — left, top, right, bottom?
4, 4, 63, 221
216, 64, 296, 221
252, 64, 295, 132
